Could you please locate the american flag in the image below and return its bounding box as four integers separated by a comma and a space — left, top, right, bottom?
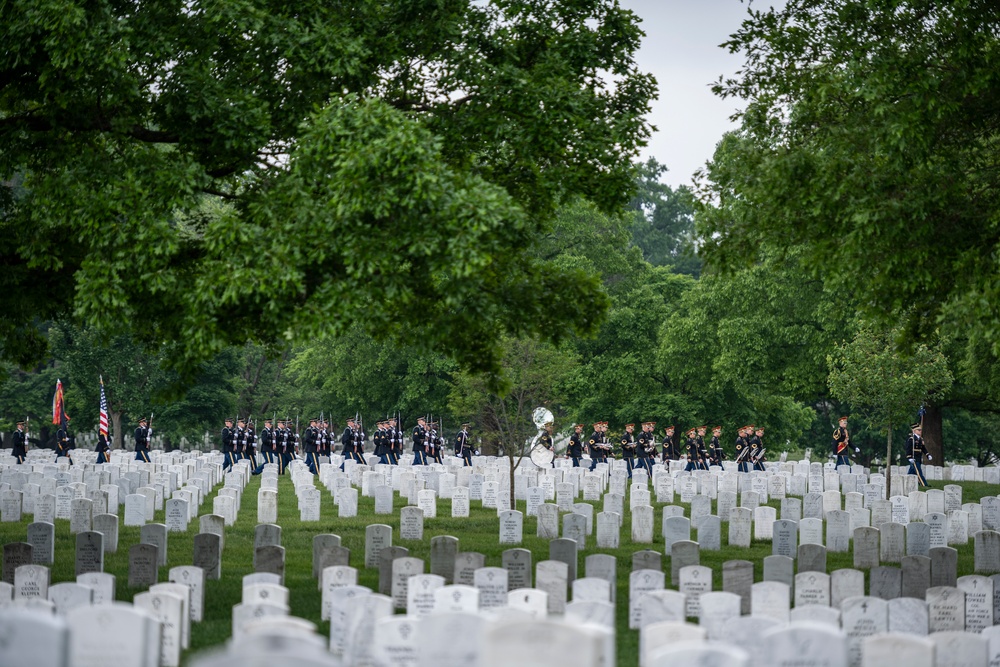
52, 379, 70, 429
99, 376, 109, 441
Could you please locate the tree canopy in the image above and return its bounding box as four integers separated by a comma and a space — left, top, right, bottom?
697, 1, 1000, 357
1, 0, 655, 381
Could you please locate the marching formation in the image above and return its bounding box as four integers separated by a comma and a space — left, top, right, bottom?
5, 408, 932, 487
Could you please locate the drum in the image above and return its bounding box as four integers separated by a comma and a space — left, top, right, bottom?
529, 444, 555, 467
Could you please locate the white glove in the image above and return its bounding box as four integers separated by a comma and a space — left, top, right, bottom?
854, 447, 860, 453
927, 455, 932, 461
908, 458, 915, 466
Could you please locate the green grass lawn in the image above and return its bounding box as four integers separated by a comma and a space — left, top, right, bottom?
2, 471, 996, 666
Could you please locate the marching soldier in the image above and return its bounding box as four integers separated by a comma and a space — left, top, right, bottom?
636, 421, 656, 475
95, 431, 110, 464
620, 423, 636, 478
661, 425, 678, 468
735, 426, 750, 473
11, 419, 27, 464
749, 425, 767, 471
568, 423, 584, 467
906, 422, 930, 486
456, 422, 473, 467
56, 422, 73, 465
251, 418, 275, 475
537, 422, 555, 469
430, 421, 445, 464
275, 418, 292, 474
696, 425, 710, 470
389, 417, 403, 465
304, 417, 320, 474
588, 422, 603, 471
684, 428, 700, 471
374, 420, 388, 464
134, 417, 151, 463
832, 416, 858, 467
244, 419, 257, 463
352, 417, 368, 465
710, 426, 724, 467
234, 418, 249, 463
221, 418, 235, 470
412, 417, 428, 465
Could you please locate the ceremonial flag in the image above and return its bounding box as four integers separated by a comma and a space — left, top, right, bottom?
52, 379, 70, 429
99, 376, 109, 441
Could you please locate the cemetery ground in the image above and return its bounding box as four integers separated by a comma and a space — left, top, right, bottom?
1, 469, 995, 667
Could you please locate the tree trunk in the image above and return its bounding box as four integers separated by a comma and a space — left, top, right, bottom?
111, 411, 123, 450
509, 454, 516, 509
885, 423, 892, 500
922, 403, 943, 464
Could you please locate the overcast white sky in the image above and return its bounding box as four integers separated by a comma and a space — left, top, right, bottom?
617, 0, 761, 188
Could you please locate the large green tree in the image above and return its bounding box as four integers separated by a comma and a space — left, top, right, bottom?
1, 0, 654, 382
828, 323, 953, 493
697, 1, 1000, 363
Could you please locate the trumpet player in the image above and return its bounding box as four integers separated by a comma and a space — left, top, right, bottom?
636, 421, 656, 475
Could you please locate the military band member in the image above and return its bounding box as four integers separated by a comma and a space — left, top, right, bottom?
95, 432, 110, 464
636, 421, 656, 475
620, 423, 636, 477
696, 426, 710, 470
906, 422, 930, 486
221, 418, 235, 470
412, 417, 428, 465
684, 428, 699, 471
749, 425, 766, 471
456, 422, 473, 466
11, 419, 27, 464
568, 423, 584, 467
661, 425, 678, 467
134, 417, 151, 463
587, 423, 603, 471
832, 416, 858, 467
735, 426, 750, 473
710, 426, 724, 467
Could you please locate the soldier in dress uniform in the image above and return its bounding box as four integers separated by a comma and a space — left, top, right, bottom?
661, 425, 678, 468
587, 422, 603, 471
221, 418, 235, 470
456, 422, 473, 467
389, 417, 403, 465
412, 417, 428, 465
735, 426, 750, 473
11, 419, 28, 464
710, 426, 724, 467
275, 418, 292, 474
906, 422, 930, 486
636, 421, 656, 475
55, 422, 74, 465
568, 423, 584, 467
304, 417, 320, 474
95, 431, 110, 464
620, 423, 636, 478
234, 418, 249, 464
251, 418, 274, 475
431, 422, 446, 464
134, 417, 151, 463
244, 419, 257, 464
696, 426, 710, 470
373, 420, 388, 464
749, 425, 767, 471
832, 416, 858, 467
537, 422, 555, 469
353, 418, 368, 465
684, 428, 700, 471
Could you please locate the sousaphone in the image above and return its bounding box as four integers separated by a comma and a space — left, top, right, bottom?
529, 407, 555, 468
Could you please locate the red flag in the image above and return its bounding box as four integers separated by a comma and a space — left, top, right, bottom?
99, 376, 109, 440
52, 379, 70, 429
